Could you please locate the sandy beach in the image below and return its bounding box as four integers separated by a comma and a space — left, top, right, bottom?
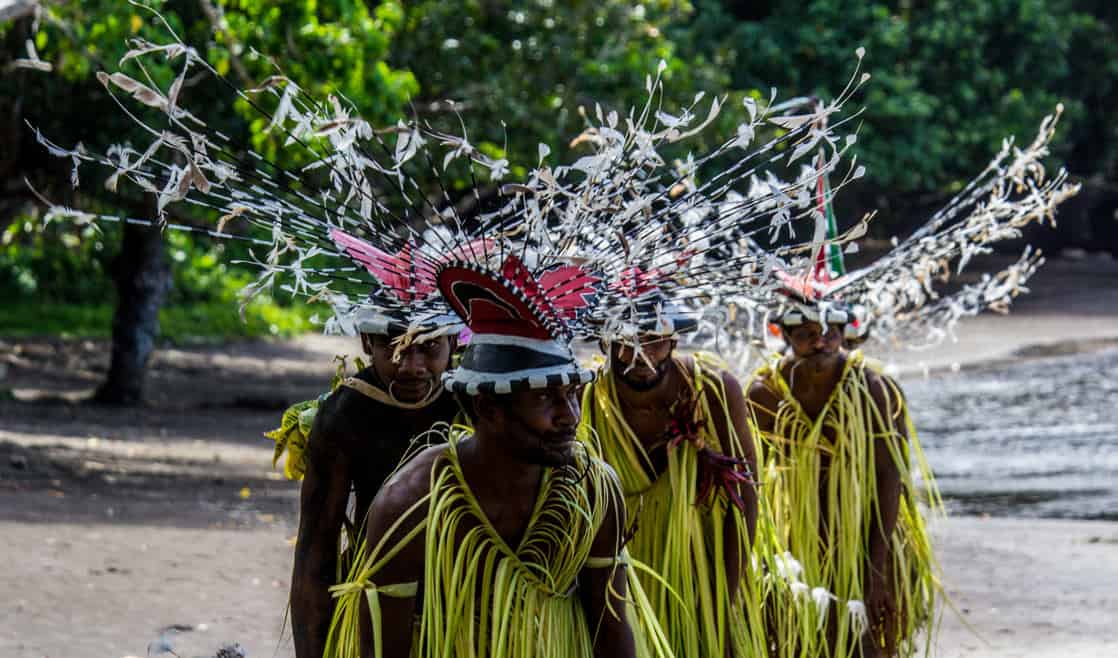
2, 254, 1117, 658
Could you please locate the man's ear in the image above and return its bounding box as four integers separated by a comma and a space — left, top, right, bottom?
473, 393, 504, 425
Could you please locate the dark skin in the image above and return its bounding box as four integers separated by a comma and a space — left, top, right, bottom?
607, 337, 759, 657
290, 334, 457, 658
359, 382, 636, 658
747, 321, 904, 658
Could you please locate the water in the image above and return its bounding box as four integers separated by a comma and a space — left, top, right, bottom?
903, 348, 1118, 520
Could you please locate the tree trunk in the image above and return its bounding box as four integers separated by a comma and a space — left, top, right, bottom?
92, 212, 172, 405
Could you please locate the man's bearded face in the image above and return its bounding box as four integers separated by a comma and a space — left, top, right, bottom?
610, 336, 676, 392
782, 321, 844, 368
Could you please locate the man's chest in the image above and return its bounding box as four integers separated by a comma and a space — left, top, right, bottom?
616, 404, 677, 476
785, 374, 841, 420
623, 404, 674, 444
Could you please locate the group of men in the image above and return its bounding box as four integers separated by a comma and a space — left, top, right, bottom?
44, 25, 1074, 658
281, 265, 934, 658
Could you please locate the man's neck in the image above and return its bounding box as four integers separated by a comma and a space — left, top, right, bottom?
353, 367, 444, 413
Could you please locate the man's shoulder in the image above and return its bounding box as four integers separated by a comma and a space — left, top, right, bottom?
745, 368, 781, 404
849, 353, 905, 409
568, 452, 625, 514
315, 372, 377, 424
308, 384, 377, 450
373, 444, 448, 516
583, 452, 621, 484
678, 352, 742, 393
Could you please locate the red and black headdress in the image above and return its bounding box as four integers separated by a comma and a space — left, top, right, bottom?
438, 254, 600, 395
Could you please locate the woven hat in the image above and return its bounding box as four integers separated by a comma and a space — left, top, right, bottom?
438, 254, 600, 395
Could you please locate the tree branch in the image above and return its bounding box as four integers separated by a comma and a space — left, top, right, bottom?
197, 0, 252, 87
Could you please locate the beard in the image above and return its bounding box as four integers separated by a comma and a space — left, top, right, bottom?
614, 354, 672, 392
505, 408, 578, 468
800, 347, 841, 373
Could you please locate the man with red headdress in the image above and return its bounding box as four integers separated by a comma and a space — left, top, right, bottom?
326, 255, 673, 658
269, 232, 467, 658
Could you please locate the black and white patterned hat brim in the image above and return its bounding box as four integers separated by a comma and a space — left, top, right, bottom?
607, 315, 699, 343
444, 364, 596, 396
779, 301, 850, 327
594, 299, 700, 341
641, 313, 699, 337
444, 331, 594, 395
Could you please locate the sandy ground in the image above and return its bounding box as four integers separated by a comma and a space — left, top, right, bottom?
2, 255, 1117, 658
929, 517, 1118, 658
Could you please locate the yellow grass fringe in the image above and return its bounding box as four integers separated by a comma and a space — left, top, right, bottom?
582, 352, 769, 657
748, 350, 943, 658
324, 426, 674, 658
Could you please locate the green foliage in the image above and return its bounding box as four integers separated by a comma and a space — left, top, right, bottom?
0, 299, 314, 342
391, 1, 727, 169
2, 0, 1115, 344
0, 212, 317, 341
675, 0, 1115, 197
0, 216, 114, 302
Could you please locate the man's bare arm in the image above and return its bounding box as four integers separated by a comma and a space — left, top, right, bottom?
715, 368, 760, 594
745, 377, 779, 437
291, 414, 354, 658
865, 375, 905, 608
345, 447, 442, 658
579, 471, 638, 658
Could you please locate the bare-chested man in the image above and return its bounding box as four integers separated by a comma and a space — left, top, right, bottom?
324, 256, 671, 658
289, 312, 460, 658
747, 298, 937, 658
581, 294, 762, 658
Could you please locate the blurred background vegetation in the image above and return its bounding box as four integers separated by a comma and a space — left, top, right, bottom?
2, 0, 1116, 346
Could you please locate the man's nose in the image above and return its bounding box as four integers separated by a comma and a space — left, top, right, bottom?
554, 395, 579, 428
397, 350, 428, 376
